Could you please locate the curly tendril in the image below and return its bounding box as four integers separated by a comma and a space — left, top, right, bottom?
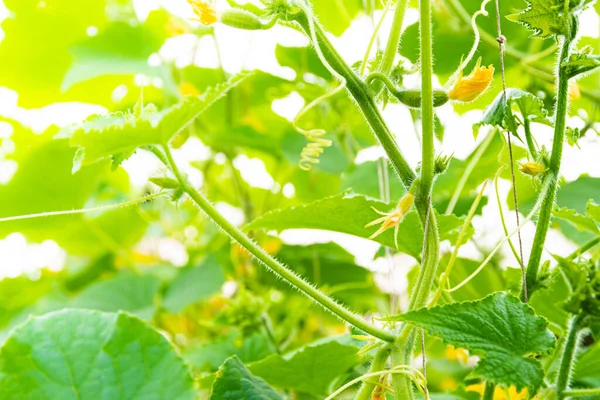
446, 0, 493, 88
292, 0, 347, 171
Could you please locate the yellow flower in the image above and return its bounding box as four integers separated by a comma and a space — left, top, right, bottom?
568, 81, 581, 100
444, 345, 469, 364
448, 58, 494, 103
188, 0, 218, 26
365, 193, 414, 249
518, 161, 546, 176
466, 384, 535, 400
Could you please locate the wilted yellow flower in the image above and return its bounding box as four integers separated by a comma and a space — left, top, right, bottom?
365, 193, 415, 249
188, 0, 218, 26
518, 161, 546, 176
448, 58, 494, 102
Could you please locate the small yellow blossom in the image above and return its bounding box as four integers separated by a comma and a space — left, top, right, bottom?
568, 81, 581, 100
518, 161, 546, 176
440, 377, 459, 391
466, 384, 534, 400
448, 58, 495, 103
188, 0, 218, 26
365, 193, 415, 249
444, 345, 469, 364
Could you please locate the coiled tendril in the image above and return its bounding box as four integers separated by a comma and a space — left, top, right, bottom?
292, 0, 347, 171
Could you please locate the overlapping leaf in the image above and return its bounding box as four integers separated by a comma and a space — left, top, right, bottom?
67, 73, 250, 169
393, 293, 555, 392
249, 340, 362, 396
246, 192, 470, 258
211, 356, 282, 400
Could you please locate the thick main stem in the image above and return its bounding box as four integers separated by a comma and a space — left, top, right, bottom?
524, 35, 572, 297
161, 146, 396, 342
556, 315, 582, 399
392, 0, 439, 396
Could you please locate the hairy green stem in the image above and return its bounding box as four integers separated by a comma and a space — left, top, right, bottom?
566, 236, 600, 261
524, 35, 573, 298
160, 145, 396, 342
520, 109, 538, 159
293, 13, 416, 189
556, 315, 583, 399
483, 382, 496, 400
380, 0, 409, 75
354, 345, 392, 400
392, 0, 439, 396
563, 388, 600, 397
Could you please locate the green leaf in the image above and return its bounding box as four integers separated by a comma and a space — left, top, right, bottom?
0, 0, 107, 106
310, 0, 363, 36
211, 356, 282, 400
395, 293, 556, 392
185, 330, 274, 372
553, 206, 600, 234
0, 309, 196, 399
562, 52, 600, 79
507, 0, 568, 38
67, 73, 250, 168
246, 192, 469, 258
586, 201, 600, 223
249, 340, 361, 396
163, 257, 225, 313
72, 273, 161, 320
62, 11, 176, 96
474, 89, 550, 137
556, 177, 600, 244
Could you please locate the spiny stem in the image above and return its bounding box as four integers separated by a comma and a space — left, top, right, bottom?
556, 315, 583, 399
563, 388, 600, 397
379, 0, 409, 76
160, 145, 397, 342
566, 236, 600, 261
525, 34, 573, 298
392, 0, 439, 396
0, 193, 162, 223
354, 345, 392, 400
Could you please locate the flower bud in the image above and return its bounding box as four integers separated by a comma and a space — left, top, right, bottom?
398, 193, 415, 215
518, 161, 546, 176
220, 9, 266, 30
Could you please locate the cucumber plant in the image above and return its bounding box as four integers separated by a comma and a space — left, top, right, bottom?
0, 0, 599, 399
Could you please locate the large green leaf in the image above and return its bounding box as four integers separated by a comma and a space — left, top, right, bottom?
507, 0, 571, 38
185, 330, 274, 372
246, 192, 469, 258
67, 73, 250, 168
249, 340, 361, 396
72, 273, 161, 320
62, 11, 175, 96
163, 257, 225, 313
210, 356, 282, 400
395, 293, 555, 392
0, 0, 107, 106
556, 177, 600, 244
0, 309, 196, 400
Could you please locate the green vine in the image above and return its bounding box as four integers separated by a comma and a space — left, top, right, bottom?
159, 145, 397, 343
